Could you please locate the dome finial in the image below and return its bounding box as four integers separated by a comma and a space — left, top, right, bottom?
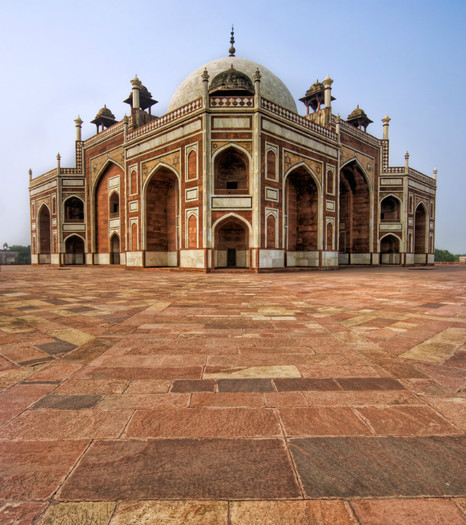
229, 25, 236, 57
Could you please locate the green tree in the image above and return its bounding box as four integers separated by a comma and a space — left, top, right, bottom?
435, 249, 459, 262
8, 245, 31, 264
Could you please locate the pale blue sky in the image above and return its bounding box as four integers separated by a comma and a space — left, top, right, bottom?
1, 0, 464, 252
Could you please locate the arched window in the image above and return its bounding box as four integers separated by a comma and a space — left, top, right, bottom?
214, 147, 249, 194
131, 222, 138, 251
109, 192, 119, 217
130, 170, 137, 194
266, 150, 277, 181
266, 214, 276, 249
64, 197, 84, 222
187, 150, 197, 180
327, 170, 334, 195
380, 196, 400, 221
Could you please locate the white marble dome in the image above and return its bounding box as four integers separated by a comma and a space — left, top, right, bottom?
168, 56, 298, 113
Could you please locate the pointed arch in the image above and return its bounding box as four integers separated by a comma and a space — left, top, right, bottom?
212, 144, 251, 195
38, 203, 51, 263
283, 163, 322, 262
339, 158, 373, 261
380, 194, 401, 222
110, 232, 120, 265
144, 164, 180, 267
414, 202, 427, 256
213, 213, 252, 269
93, 162, 123, 255
64, 234, 85, 265
64, 195, 84, 222
380, 233, 401, 265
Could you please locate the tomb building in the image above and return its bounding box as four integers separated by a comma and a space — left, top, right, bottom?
29, 33, 436, 269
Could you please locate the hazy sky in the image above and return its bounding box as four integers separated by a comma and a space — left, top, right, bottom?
1, 0, 464, 252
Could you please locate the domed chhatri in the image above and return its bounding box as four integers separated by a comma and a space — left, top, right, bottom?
168, 56, 298, 113
29, 35, 436, 271
209, 65, 255, 96
347, 104, 373, 131
90, 105, 117, 132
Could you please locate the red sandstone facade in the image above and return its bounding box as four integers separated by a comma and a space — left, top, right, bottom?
29, 52, 436, 270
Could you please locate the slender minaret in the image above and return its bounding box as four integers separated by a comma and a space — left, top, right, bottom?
382, 114, 390, 140
74, 116, 83, 141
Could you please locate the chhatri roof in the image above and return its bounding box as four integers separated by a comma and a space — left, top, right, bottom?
168, 56, 298, 113
209, 65, 255, 95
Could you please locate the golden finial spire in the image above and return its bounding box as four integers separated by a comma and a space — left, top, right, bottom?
229, 25, 236, 57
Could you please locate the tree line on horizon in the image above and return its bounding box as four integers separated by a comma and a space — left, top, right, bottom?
0, 244, 464, 265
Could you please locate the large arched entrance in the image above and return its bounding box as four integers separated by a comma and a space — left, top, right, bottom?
145, 167, 179, 267
110, 234, 120, 265
380, 234, 400, 265
339, 161, 371, 264
65, 235, 85, 265
94, 162, 123, 263
38, 205, 51, 264
285, 165, 319, 266
214, 217, 249, 268
414, 203, 427, 264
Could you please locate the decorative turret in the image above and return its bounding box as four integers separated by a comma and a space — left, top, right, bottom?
209, 65, 255, 96
347, 105, 373, 131
382, 114, 390, 140
74, 115, 83, 141
300, 77, 336, 122
123, 75, 158, 114
91, 105, 117, 133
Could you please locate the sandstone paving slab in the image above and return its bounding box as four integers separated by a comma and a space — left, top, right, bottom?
229, 500, 357, 525
36, 339, 78, 355
97, 393, 189, 410
74, 366, 202, 380
302, 389, 424, 407
354, 405, 462, 435
421, 396, 466, 431
0, 382, 56, 426
110, 501, 228, 525
39, 502, 116, 525
127, 407, 281, 438
0, 502, 47, 525
274, 378, 341, 391
279, 407, 372, 436
350, 498, 466, 525
0, 409, 133, 440
24, 363, 83, 382
204, 365, 300, 379
54, 378, 129, 394
335, 377, 405, 391
290, 435, 466, 498
190, 392, 264, 407
59, 438, 301, 500
32, 394, 102, 410
217, 378, 275, 392
0, 440, 88, 499
124, 379, 171, 393
171, 379, 216, 392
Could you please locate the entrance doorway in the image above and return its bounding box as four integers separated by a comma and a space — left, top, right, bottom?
110, 234, 120, 265
65, 235, 85, 265
214, 217, 249, 269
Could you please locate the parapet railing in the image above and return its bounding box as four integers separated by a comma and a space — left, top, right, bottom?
127, 98, 203, 140
84, 119, 127, 148
210, 96, 254, 108
338, 119, 380, 147
261, 98, 338, 141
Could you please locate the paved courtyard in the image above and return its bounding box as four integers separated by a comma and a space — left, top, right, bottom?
0, 265, 465, 524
